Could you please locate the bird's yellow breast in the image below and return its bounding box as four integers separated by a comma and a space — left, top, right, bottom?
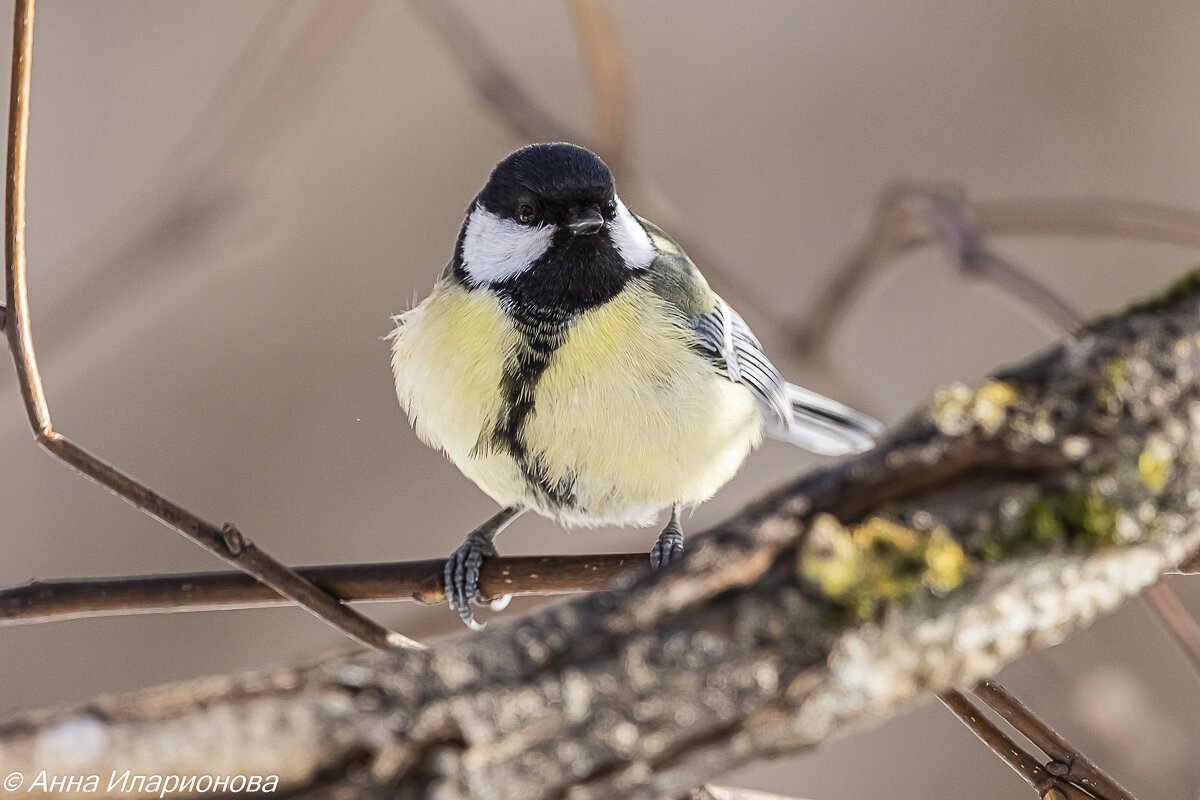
391, 278, 761, 526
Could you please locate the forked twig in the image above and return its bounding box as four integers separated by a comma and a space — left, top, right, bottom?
0, 0, 417, 651
973, 679, 1136, 800
794, 187, 1200, 363
939, 689, 1097, 800
793, 183, 1087, 362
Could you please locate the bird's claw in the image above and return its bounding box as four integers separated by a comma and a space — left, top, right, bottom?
445, 531, 505, 630
650, 525, 684, 570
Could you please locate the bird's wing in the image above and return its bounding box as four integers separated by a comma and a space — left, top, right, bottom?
689, 298, 882, 455
635, 214, 882, 455
690, 297, 793, 430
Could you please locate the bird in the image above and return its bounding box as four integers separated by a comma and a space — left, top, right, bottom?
390, 142, 883, 629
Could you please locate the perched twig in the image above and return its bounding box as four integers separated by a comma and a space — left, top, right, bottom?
938, 690, 1088, 800
0, 553, 646, 625
1, 0, 416, 652
4, 267, 1200, 797
972, 679, 1137, 800
565, 0, 634, 177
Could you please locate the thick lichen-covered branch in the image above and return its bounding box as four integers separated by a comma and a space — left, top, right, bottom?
3, 272, 1200, 799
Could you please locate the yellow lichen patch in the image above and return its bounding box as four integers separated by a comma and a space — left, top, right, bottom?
799, 515, 863, 598
1096, 359, 1129, 413
1138, 434, 1174, 494
923, 528, 967, 594
800, 515, 971, 621
929, 380, 1018, 436
851, 517, 921, 552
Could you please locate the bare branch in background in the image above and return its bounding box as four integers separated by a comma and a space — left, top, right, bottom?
1142, 581, 1200, 679
405, 0, 578, 143
1, 0, 417, 652
565, 0, 634, 178
409, 0, 780, 333
793, 185, 1200, 364
12, 1, 380, 380
0, 553, 646, 625
5, 266, 1200, 797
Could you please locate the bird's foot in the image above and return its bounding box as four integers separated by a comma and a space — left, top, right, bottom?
445, 530, 507, 630
650, 519, 684, 570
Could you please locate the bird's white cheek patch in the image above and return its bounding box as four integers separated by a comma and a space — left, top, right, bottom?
461, 204, 556, 284
609, 199, 656, 270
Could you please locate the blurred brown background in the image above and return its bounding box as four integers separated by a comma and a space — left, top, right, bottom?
3, 2, 1200, 797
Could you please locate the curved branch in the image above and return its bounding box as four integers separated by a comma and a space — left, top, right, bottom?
1, 0, 416, 652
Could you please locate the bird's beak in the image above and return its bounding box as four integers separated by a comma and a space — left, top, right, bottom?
566, 206, 604, 235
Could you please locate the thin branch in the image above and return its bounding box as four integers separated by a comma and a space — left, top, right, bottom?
972, 679, 1137, 800
0, 553, 646, 625
793, 184, 1090, 362
5, 0, 48, 435
565, 0, 634, 177
1, 0, 416, 652
976, 197, 1200, 247
405, 0, 577, 144
1141, 581, 1200, 678
938, 690, 1090, 800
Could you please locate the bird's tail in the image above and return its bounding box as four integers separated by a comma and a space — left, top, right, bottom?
763, 383, 884, 456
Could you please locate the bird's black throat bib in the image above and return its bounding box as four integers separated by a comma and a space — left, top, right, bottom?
493, 227, 640, 327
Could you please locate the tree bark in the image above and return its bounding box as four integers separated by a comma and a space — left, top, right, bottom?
3, 273, 1200, 799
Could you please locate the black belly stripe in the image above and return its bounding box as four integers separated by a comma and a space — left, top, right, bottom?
488, 317, 578, 509
457, 225, 650, 510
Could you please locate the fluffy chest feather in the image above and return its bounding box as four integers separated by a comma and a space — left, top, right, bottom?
391, 279, 761, 524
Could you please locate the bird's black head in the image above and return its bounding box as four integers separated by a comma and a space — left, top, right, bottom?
454, 143, 657, 323
477, 143, 616, 234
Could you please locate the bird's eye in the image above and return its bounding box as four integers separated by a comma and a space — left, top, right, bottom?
517, 204, 536, 224
605, 200, 617, 217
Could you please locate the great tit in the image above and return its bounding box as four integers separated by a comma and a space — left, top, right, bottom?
390, 142, 883, 629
